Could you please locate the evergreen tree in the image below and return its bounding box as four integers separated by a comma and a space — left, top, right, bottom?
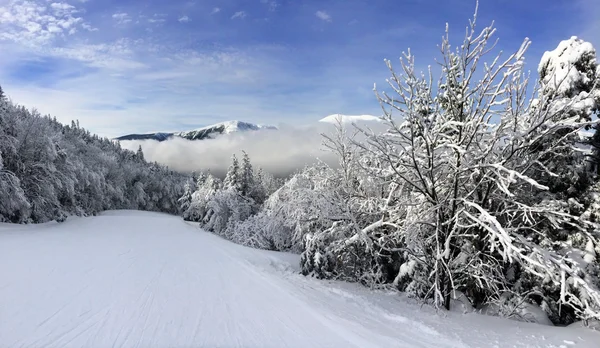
178, 178, 195, 215
0, 91, 187, 223
239, 151, 254, 197
136, 145, 145, 163
223, 154, 240, 191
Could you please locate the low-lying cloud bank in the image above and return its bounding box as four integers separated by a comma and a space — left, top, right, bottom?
120, 121, 388, 177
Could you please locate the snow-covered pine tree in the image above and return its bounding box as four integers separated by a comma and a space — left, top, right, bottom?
251, 167, 268, 205
178, 177, 196, 217
223, 154, 240, 191
239, 151, 255, 197
0, 87, 188, 223
184, 171, 221, 223
136, 145, 145, 163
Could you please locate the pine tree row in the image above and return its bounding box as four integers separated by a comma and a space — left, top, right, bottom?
0, 88, 187, 223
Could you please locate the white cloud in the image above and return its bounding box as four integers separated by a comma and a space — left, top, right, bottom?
112, 12, 132, 24
119, 125, 334, 177
48, 39, 147, 71
81, 22, 97, 31
0, 0, 88, 46
148, 18, 166, 24
315, 10, 331, 22
119, 121, 387, 176
231, 11, 246, 20
0, 2, 380, 145
50, 2, 76, 15
178, 15, 190, 23
211, 7, 220, 15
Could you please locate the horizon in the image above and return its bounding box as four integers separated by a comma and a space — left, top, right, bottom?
1, 0, 598, 139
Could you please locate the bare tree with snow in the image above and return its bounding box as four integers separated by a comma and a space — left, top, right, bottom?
348, 5, 600, 322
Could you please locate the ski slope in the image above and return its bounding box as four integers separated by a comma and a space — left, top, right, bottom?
0, 211, 597, 348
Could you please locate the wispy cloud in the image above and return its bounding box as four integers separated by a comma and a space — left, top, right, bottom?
261, 0, 278, 12
211, 7, 220, 15
231, 11, 246, 20
112, 12, 132, 25
315, 11, 331, 22
178, 15, 191, 23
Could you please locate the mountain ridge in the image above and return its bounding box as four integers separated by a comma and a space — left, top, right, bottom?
115, 120, 277, 142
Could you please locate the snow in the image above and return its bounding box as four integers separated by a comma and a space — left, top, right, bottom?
175, 120, 277, 137
1, 211, 598, 348
538, 36, 596, 95
319, 114, 382, 124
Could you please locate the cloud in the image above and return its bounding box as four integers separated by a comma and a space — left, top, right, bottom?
0, 0, 87, 46
231, 11, 246, 20
211, 7, 220, 15
261, 0, 278, 12
119, 121, 387, 177
315, 11, 331, 22
81, 22, 98, 31
178, 15, 190, 23
112, 12, 132, 24
0, 0, 416, 141
48, 39, 147, 71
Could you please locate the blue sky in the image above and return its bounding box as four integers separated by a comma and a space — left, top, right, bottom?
0, 0, 598, 138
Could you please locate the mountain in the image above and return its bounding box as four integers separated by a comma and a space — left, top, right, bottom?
115, 121, 277, 142
319, 114, 381, 124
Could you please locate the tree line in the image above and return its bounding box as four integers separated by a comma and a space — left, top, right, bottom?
0, 86, 187, 223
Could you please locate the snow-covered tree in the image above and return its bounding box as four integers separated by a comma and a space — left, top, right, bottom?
292, 6, 600, 325
136, 145, 145, 163
353, 7, 600, 322
0, 90, 187, 223
178, 178, 196, 215
184, 172, 221, 222
0, 150, 29, 222
300, 120, 392, 283
223, 154, 240, 191
239, 151, 254, 197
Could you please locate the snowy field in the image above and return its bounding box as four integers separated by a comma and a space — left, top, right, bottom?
0, 211, 598, 348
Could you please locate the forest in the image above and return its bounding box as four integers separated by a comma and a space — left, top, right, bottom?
0, 86, 187, 223
2, 13, 600, 327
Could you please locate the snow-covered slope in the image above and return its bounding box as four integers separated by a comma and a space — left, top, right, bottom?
115, 120, 277, 142
319, 114, 382, 124
175, 120, 277, 140
0, 211, 597, 347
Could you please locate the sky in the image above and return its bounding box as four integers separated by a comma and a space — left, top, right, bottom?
0, 0, 598, 138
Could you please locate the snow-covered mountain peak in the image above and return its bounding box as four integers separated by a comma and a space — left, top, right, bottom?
115, 120, 277, 142
176, 120, 276, 137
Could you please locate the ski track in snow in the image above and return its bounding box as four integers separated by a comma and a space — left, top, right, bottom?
0, 211, 598, 348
